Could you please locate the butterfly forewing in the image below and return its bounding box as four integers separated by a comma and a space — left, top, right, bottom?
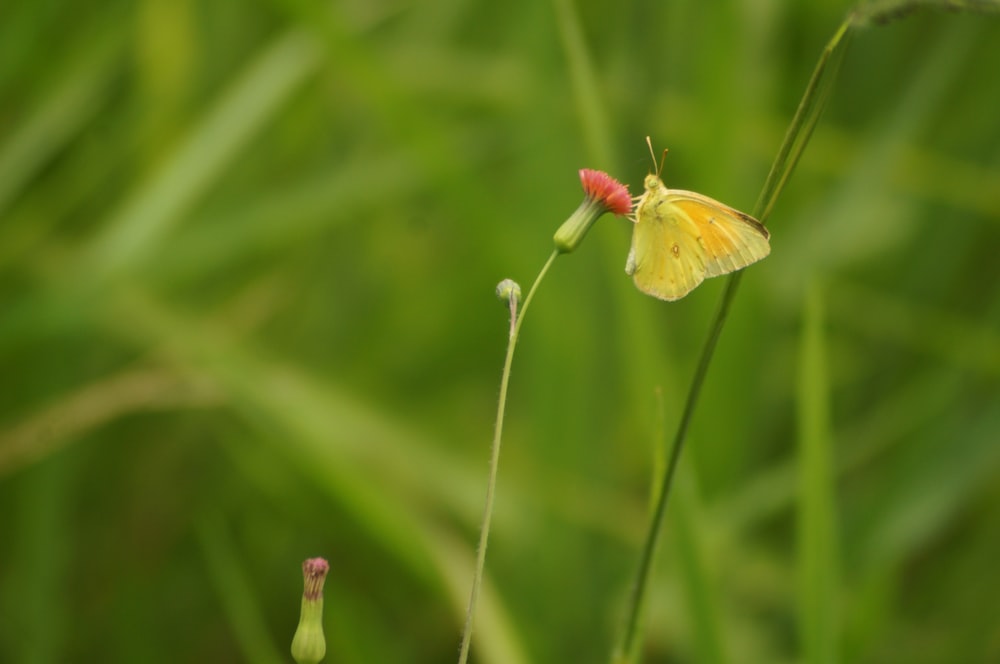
668, 190, 770, 278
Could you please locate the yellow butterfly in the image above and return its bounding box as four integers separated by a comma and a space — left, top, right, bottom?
626, 139, 771, 301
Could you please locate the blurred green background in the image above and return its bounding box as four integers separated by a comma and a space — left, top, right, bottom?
2, 1, 999, 662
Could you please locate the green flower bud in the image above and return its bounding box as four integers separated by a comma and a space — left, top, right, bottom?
496, 278, 522, 305
291, 558, 329, 664
553, 169, 631, 253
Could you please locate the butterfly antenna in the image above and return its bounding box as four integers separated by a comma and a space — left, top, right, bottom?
644, 136, 668, 176
645, 136, 657, 173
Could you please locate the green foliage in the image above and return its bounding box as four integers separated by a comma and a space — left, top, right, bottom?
1, 1, 999, 662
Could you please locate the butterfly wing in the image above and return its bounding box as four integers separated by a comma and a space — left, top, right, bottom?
667, 190, 770, 278
627, 192, 710, 301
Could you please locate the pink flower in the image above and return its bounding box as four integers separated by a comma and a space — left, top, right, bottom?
553, 169, 632, 253
301, 557, 329, 600
578, 168, 632, 216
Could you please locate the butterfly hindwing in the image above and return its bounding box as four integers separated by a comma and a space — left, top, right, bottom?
628, 187, 709, 301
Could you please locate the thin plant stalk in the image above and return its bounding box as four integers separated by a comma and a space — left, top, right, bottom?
611, 13, 857, 664
458, 249, 560, 664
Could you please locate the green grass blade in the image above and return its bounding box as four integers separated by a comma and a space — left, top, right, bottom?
796, 281, 840, 664
552, 0, 614, 168
83, 30, 321, 278
3, 460, 72, 663
671, 463, 727, 664
754, 17, 853, 223
0, 28, 123, 217
197, 515, 286, 664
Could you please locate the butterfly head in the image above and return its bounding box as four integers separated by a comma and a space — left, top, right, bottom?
643, 136, 669, 194
643, 173, 665, 193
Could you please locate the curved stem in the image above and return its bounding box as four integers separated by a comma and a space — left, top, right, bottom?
611, 272, 744, 663
458, 249, 560, 664
613, 14, 856, 663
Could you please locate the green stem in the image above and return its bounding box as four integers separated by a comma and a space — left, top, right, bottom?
755, 16, 854, 224
458, 249, 560, 664
612, 14, 857, 664
611, 272, 745, 664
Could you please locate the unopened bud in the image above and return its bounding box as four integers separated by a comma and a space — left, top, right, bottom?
291, 557, 329, 664
496, 279, 522, 305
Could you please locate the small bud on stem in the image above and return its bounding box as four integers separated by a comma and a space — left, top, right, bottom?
291, 557, 329, 664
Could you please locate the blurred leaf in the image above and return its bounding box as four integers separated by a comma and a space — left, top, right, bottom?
84, 30, 322, 278
797, 281, 840, 664
198, 515, 285, 664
